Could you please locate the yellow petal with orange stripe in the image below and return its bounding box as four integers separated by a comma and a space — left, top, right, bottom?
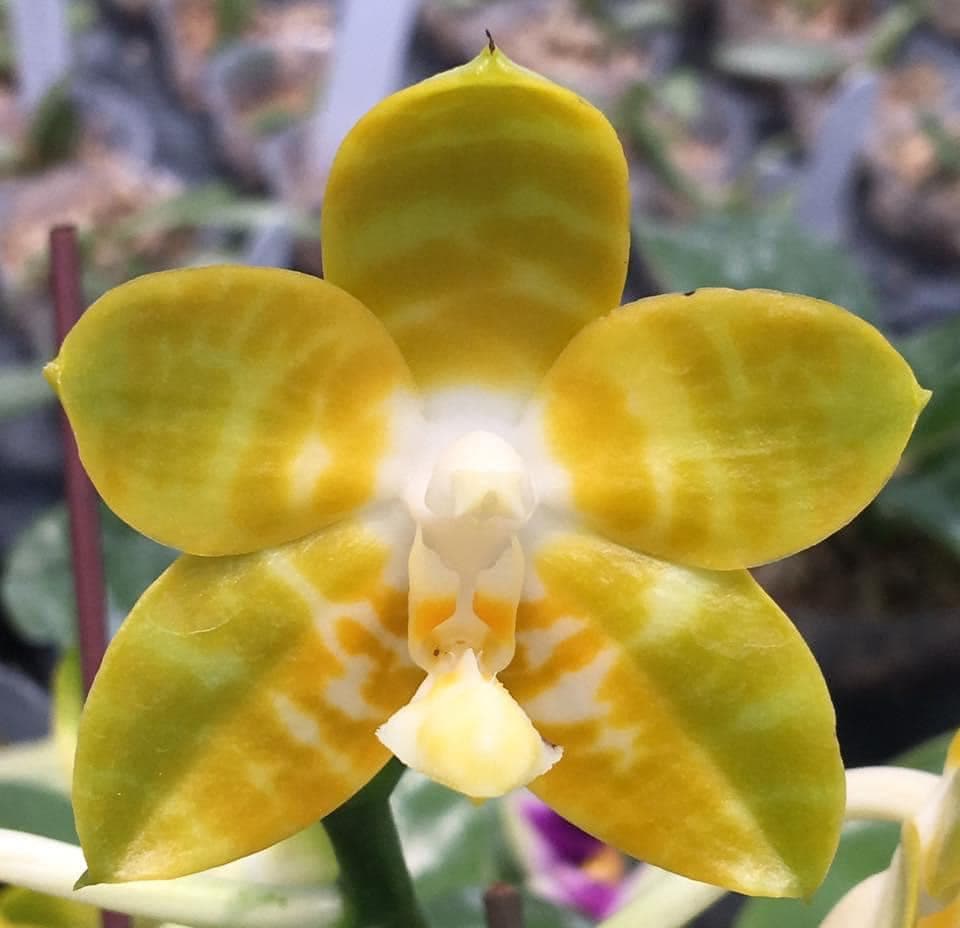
920, 896, 960, 928
947, 732, 960, 773
535, 288, 930, 570
922, 768, 960, 902
322, 47, 629, 395
0, 887, 99, 928
73, 510, 422, 884
501, 529, 844, 897
47, 266, 419, 557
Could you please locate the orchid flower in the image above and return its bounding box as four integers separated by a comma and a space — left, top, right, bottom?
822, 732, 960, 927
505, 792, 645, 919
45, 46, 928, 898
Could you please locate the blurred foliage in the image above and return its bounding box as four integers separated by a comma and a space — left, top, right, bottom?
424, 888, 590, 928
919, 111, 960, 181
605, 0, 677, 32
635, 209, 877, 321
867, 2, 925, 67
714, 40, 847, 83
22, 82, 81, 171
618, 82, 705, 207
734, 730, 955, 928
216, 0, 257, 43
393, 772, 500, 902
877, 313, 960, 557
1, 503, 175, 651
0, 770, 76, 844
0, 367, 51, 423
108, 183, 315, 242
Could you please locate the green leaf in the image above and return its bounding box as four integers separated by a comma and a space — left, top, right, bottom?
2, 504, 176, 650
0, 366, 52, 422
714, 40, 848, 83
895, 314, 960, 465
873, 314, 960, 554
25, 81, 81, 169
635, 210, 877, 322
894, 730, 955, 772
390, 771, 500, 902
108, 183, 315, 242
423, 888, 590, 928
0, 782, 77, 844
733, 731, 954, 928
878, 465, 960, 557
215, 0, 256, 42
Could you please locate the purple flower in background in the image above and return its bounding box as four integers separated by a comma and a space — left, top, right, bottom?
506, 792, 645, 920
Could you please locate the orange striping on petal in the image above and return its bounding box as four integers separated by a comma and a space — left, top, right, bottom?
471, 593, 517, 644
49, 267, 417, 557
537, 288, 930, 569
410, 597, 458, 643
73, 514, 419, 883
501, 529, 844, 898
322, 48, 629, 393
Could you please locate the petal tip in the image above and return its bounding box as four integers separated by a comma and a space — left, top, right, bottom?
42, 359, 61, 394
73, 870, 99, 891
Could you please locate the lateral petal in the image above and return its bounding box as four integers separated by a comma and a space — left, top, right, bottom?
73, 510, 421, 883
534, 288, 929, 569
322, 47, 629, 395
501, 528, 844, 897
48, 267, 419, 556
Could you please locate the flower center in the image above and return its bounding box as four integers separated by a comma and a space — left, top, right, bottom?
376, 429, 562, 798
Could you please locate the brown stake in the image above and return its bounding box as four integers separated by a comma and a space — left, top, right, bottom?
484, 882, 524, 928
49, 225, 131, 928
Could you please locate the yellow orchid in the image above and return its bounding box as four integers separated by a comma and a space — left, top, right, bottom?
45, 46, 927, 899
823, 732, 960, 927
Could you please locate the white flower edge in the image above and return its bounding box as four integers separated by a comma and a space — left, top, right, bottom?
845, 768, 941, 823
597, 864, 727, 928
0, 829, 342, 928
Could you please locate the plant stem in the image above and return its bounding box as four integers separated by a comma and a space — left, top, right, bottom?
50, 224, 131, 928
484, 883, 524, 928
322, 761, 428, 928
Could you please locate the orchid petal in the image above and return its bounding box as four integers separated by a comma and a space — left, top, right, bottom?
820, 871, 890, 928
0, 830, 342, 928
821, 822, 922, 928
322, 47, 629, 395
919, 767, 960, 902
501, 529, 844, 897
534, 288, 929, 570
47, 267, 418, 557
920, 896, 960, 927
73, 510, 421, 883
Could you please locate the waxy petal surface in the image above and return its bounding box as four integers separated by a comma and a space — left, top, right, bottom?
920, 896, 960, 927
536, 289, 930, 570
922, 769, 960, 901
501, 529, 844, 897
322, 48, 629, 394
74, 512, 421, 883
48, 267, 417, 557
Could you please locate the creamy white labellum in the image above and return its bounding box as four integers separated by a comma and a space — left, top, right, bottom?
377, 650, 561, 798
378, 424, 561, 797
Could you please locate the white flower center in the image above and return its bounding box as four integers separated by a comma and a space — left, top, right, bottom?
377, 425, 561, 798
